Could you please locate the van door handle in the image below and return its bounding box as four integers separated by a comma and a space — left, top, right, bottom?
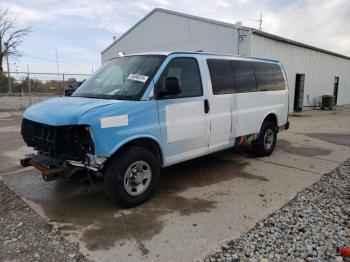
204, 99, 210, 114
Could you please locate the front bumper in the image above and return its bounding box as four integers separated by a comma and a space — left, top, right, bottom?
20, 153, 107, 181
20, 154, 75, 181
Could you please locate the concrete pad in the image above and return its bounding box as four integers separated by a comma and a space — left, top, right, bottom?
1, 107, 349, 261
0, 112, 13, 118
249, 151, 336, 175
0, 114, 33, 174
288, 109, 350, 135
2, 154, 322, 262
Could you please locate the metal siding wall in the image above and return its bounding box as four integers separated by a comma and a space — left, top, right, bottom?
101, 11, 238, 63
100, 11, 350, 111
251, 34, 350, 111
216, 25, 237, 54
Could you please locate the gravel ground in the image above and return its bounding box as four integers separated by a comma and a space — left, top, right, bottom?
205, 160, 350, 262
0, 180, 89, 262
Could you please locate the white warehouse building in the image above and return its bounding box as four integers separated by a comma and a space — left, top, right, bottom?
101, 8, 350, 112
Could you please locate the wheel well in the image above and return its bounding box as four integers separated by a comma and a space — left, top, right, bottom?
263, 113, 278, 127
114, 138, 163, 166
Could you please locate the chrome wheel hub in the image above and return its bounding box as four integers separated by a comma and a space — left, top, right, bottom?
124, 161, 152, 196
264, 129, 274, 150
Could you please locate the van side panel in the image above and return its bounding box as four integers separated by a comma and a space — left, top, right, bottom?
204, 56, 289, 149
232, 90, 288, 137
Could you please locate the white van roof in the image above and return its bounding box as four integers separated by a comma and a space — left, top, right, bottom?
122, 51, 280, 64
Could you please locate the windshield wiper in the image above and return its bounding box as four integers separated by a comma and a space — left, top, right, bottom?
72, 93, 136, 101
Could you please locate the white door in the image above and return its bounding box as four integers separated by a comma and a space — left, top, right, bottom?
205, 58, 234, 150
156, 57, 210, 165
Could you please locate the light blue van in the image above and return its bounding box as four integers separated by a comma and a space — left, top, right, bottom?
21, 51, 289, 207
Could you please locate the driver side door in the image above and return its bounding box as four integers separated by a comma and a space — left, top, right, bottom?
156, 56, 210, 166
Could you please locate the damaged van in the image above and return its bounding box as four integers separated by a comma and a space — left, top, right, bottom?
21, 51, 289, 207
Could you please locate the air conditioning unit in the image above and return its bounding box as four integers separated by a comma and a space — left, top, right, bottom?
321, 95, 335, 110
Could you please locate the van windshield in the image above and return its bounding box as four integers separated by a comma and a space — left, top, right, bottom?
73, 55, 165, 100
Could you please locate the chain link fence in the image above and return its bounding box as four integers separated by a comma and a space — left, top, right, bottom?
0, 71, 91, 110
1, 71, 91, 95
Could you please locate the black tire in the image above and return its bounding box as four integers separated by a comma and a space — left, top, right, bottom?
252, 121, 277, 156
104, 146, 160, 208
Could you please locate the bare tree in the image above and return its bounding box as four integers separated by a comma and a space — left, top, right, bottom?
0, 7, 31, 75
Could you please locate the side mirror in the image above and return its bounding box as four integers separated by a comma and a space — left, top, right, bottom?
158, 77, 181, 97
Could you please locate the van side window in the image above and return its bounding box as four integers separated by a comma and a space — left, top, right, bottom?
231, 61, 257, 93
158, 57, 203, 98
207, 59, 235, 95
253, 62, 285, 91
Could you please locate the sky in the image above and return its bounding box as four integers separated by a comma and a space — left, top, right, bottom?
2, 0, 350, 77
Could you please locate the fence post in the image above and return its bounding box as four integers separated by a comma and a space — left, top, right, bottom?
62, 74, 65, 96
57, 75, 61, 97
4, 42, 12, 93
27, 64, 32, 106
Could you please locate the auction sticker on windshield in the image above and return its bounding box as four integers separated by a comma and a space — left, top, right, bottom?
127, 74, 149, 83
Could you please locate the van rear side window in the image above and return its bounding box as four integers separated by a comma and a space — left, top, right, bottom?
207, 59, 257, 94
253, 62, 285, 91
207, 59, 256, 95
207, 59, 234, 95
231, 61, 257, 93
207, 59, 285, 95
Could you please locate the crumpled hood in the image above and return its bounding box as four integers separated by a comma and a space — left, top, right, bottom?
23, 96, 124, 126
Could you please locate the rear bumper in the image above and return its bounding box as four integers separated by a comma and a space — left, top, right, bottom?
278, 121, 290, 132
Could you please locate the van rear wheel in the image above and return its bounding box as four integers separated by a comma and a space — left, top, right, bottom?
252, 121, 277, 156
104, 146, 160, 208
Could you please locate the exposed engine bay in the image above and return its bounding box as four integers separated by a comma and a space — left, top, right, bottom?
20, 118, 104, 181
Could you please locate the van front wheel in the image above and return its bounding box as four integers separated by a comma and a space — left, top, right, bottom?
253, 121, 277, 156
104, 146, 160, 208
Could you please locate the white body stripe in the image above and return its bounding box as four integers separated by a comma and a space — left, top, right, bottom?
101, 115, 128, 128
